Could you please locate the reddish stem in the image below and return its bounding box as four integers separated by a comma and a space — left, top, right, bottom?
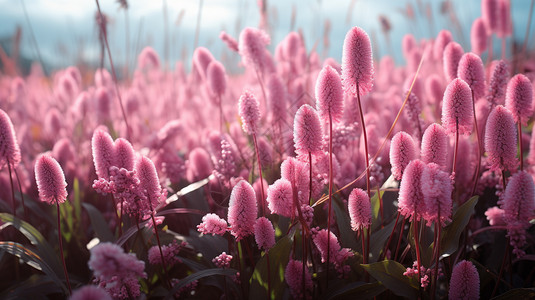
13, 165, 26, 219
252, 134, 266, 216
382, 212, 401, 260
413, 219, 422, 289
7, 162, 16, 217
150, 213, 172, 288
470, 90, 482, 197
327, 114, 334, 286
394, 218, 407, 261
519, 119, 524, 171
56, 198, 72, 295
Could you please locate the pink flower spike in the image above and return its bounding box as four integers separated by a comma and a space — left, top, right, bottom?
341, 26, 374, 97
502, 170, 535, 228
91, 128, 115, 179
219, 31, 239, 52
443, 42, 464, 82
313, 229, 340, 264
390, 131, 419, 180
316, 65, 344, 123
114, 138, 135, 171
0, 109, 21, 168
238, 90, 261, 135
482, 0, 500, 34
485, 206, 506, 226
207, 60, 227, 96
35, 155, 68, 205
192, 47, 214, 80
238, 27, 270, 71
421, 163, 453, 226
267, 74, 287, 125
442, 78, 474, 136
471, 18, 488, 55
348, 188, 372, 231
457, 53, 486, 99
505, 74, 533, 125
197, 213, 228, 236
70, 285, 112, 300
433, 30, 453, 61
254, 217, 275, 251
285, 259, 312, 300
227, 180, 258, 241
497, 0, 512, 38
266, 178, 293, 218
293, 104, 324, 156
137, 46, 160, 70
213, 252, 233, 269
487, 60, 509, 108
449, 260, 480, 300
135, 156, 165, 209
398, 159, 426, 222
421, 123, 449, 168
485, 105, 518, 172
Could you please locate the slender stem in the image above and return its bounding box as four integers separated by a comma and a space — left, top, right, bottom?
356, 84, 371, 197
519, 119, 524, 171
119, 198, 123, 237
194, 0, 203, 49
492, 240, 510, 298
360, 228, 366, 265
7, 162, 16, 217
56, 198, 72, 295
413, 219, 422, 289
266, 250, 272, 299
309, 151, 313, 206
470, 90, 482, 197
432, 215, 442, 300
302, 227, 306, 299
452, 121, 459, 176
255, 68, 268, 114
382, 212, 401, 260
252, 134, 266, 215
326, 114, 334, 287
377, 187, 383, 227
13, 167, 26, 220
394, 218, 407, 261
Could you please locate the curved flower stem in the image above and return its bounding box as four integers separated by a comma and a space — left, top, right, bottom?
150, 213, 172, 289
55, 197, 72, 295
7, 162, 17, 217
431, 214, 441, 300
394, 218, 407, 261
381, 212, 401, 260
470, 90, 482, 197
327, 114, 334, 287
452, 121, 460, 176
413, 219, 422, 291
13, 165, 26, 219
252, 134, 266, 215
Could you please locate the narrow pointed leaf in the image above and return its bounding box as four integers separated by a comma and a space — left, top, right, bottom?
361, 260, 418, 299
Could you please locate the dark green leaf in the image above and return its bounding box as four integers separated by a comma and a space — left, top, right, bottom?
164, 268, 238, 300
326, 281, 385, 300
249, 234, 293, 300
440, 196, 478, 258
82, 203, 114, 242
369, 217, 396, 263
370, 191, 385, 231
491, 288, 535, 300
0, 241, 67, 294
361, 260, 418, 299
333, 197, 359, 250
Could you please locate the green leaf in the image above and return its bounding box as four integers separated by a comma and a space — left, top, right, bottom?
0, 242, 67, 294
370, 190, 385, 231
325, 281, 386, 300
491, 288, 535, 299
249, 234, 293, 300
164, 268, 238, 300
82, 203, 114, 242
369, 217, 396, 263
332, 196, 359, 251
361, 260, 418, 299
440, 196, 478, 258
0, 213, 63, 276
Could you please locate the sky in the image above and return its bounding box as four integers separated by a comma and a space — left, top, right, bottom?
0, 0, 533, 73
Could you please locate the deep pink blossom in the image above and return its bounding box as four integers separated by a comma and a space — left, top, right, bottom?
312, 229, 353, 271
219, 31, 239, 52
197, 213, 228, 235
207, 60, 227, 97
497, 0, 512, 38
238, 90, 261, 135
505, 74, 533, 125
280, 156, 314, 206
482, 0, 500, 33
238, 27, 270, 72
421, 163, 453, 226
316, 65, 344, 123
285, 260, 312, 300
267, 74, 287, 125
398, 159, 426, 221
421, 123, 449, 168
390, 131, 418, 180
213, 252, 233, 269
471, 18, 488, 55
449, 260, 480, 300
70, 285, 112, 300
434, 30, 453, 61
254, 217, 275, 251
266, 178, 293, 217
135, 156, 165, 210
484, 105, 517, 172
341, 26, 374, 96
35, 155, 68, 205
293, 104, 323, 155
348, 188, 371, 230
138, 46, 160, 70
0, 110, 20, 169
443, 42, 464, 82
227, 180, 258, 241
486, 60, 509, 108
186, 147, 213, 182
192, 47, 214, 80
457, 53, 486, 99
485, 206, 506, 226
92, 128, 115, 179
114, 138, 135, 171
148, 240, 184, 266
442, 78, 474, 135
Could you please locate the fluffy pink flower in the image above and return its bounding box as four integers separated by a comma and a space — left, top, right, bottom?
227, 180, 258, 241
316, 65, 344, 123
219, 31, 239, 52
443, 42, 464, 82
449, 260, 480, 300
267, 74, 287, 125
35, 155, 68, 205
197, 213, 228, 235
442, 78, 474, 135
186, 147, 213, 182
341, 26, 374, 96
457, 53, 486, 99
348, 188, 371, 231
0, 110, 21, 169
192, 47, 214, 80
238, 27, 270, 71
502, 171, 535, 257
95, 87, 111, 123
281, 156, 314, 206
505, 74, 533, 125
212, 252, 233, 269
402, 34, 416, 60
266, 178, 293, 217
471, 18, 488, 55
293, 104, 323, 155
482, 0, 500, 33
313, 229, 353, 275
114, 138, 135, 171
207, 60, 227, 96
398, 159, 426, 222
390, 131, 418, 180
135, 156, 165, 210
137, 46, 160, 70
484, 105, 517, 172
426, 74, 444, 103
148, 241, 184, 266
254, 217, 275, 251
485, 206, 506, 226
421, 163, 453, 226
434, 30, 453, 61
70, 285, 112, 300
486, 60, 509, 108
421, 123, 449, 168
92, 128, 115, 179
238, 90, 261, 135
285, 259, 312, 300
497, 0, 512, 38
